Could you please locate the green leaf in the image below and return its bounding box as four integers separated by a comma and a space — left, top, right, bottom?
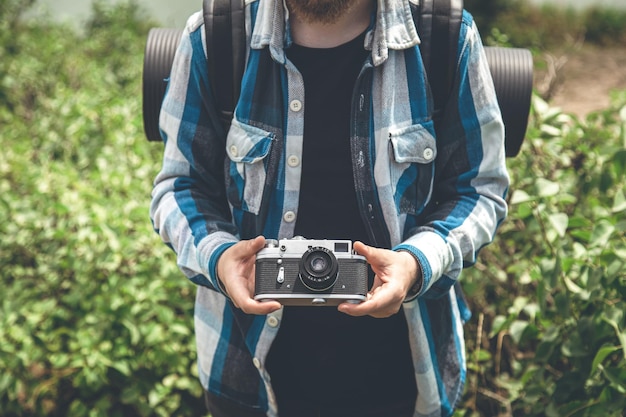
602, 308, 626, 361
510, 189, 533, 204
570, 229, 591, 243
598, 365, 626, 394
489, 315, 508, 338
509, 320, 529, 344
611, 149, 626, 178
112, 361, 132, 377
516, 201, 534, 219
612, 189, 626, 213
536, 178, 561, 197
548, 212, 569, 237
563, 276, 590, 300
540, 124, 563, 137
590, 220, 615, 247
535, 339, 557, 363
591, 345, 622, 374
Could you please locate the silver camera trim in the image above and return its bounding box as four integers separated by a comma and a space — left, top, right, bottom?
255, 238, 362, 261
255, 293, 366, 306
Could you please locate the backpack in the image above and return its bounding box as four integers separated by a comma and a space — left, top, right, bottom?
142, 0, 533, 157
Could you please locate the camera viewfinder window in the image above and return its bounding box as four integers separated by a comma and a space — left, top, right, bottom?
334, 242, 349, 253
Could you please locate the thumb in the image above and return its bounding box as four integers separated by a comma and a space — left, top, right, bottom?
248, 235, 266, 253
353, 241, 386, 266
235, 235, 266, 258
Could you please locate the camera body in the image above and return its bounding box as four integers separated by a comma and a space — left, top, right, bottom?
254, 237, 368, 306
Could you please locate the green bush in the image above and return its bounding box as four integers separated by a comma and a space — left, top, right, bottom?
467, 0, 626, 49
0, 2, 207, 416
583, 7, 626, 46
459, 95, 626, 416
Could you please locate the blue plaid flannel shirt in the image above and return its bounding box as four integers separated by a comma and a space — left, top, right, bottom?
150, 0, 509, 415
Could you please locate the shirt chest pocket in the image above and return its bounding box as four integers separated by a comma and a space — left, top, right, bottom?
225, 120, 275, 215
388, 122, 437, 216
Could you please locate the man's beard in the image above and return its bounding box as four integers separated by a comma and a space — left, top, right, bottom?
285, 0, 359, 24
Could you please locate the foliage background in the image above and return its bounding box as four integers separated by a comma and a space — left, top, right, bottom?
1, 0, 625, 416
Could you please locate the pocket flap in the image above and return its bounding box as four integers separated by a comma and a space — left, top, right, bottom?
389, 122, 437, 164
226, 119, 274, 164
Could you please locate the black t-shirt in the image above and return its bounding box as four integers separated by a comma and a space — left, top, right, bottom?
265, 33, 417, 415
289, 34, 370, 245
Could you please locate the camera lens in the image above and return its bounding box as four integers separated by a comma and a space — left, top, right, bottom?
299, 247, 339, 291
309, 256, 328, 272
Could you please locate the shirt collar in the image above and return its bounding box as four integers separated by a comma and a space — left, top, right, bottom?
250, 0, 421, 66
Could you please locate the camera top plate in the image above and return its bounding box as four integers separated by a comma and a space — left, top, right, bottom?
256, 237, 364, 261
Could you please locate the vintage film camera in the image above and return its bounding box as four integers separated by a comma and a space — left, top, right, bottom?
254, 237, 368, 306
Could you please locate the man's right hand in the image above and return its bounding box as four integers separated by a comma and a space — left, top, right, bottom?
216, 235, 282, 315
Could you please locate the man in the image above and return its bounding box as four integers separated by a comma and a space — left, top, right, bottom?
150, 0, 509, 415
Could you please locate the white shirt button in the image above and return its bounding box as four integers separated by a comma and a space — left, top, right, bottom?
252, 357, 261, 369
287, 155, 300, 167
423, 147, 434, 160
229, 145, 238, 157
283, 211, 296, 223
289, 99, 303, 112
267, 316, 279, 327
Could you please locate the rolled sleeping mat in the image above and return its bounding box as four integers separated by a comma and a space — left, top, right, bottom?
484, 46, 534, 158
142, 30, 535, 158
142, 28, 183, 142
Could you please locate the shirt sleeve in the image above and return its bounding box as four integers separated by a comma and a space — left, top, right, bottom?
149, 13, 239, 291
394, 16, 510, 299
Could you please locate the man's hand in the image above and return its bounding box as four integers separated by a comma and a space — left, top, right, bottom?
216, 236, 282, 315
338, 241, 421, 318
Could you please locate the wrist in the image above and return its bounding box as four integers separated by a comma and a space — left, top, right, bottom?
212, 242, 237, 298
397, 249, 423, 302
216, 273, 231, 299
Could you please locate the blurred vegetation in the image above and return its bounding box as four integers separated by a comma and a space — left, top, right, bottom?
459, 95, 626, 416
1, 1, 205, 416
467, 0, 626, 48
1, 0, 625, 416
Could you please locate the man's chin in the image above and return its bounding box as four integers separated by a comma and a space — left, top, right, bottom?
285, 0, 358, 24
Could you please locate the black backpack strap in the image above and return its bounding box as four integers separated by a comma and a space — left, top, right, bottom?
203, 0, 246, 131
415, 0, 463, 119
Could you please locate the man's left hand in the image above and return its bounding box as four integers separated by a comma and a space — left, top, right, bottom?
338, 241, 421, 318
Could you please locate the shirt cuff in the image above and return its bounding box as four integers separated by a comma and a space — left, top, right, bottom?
394, 247, 425, 302
208, 241, 237, 297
